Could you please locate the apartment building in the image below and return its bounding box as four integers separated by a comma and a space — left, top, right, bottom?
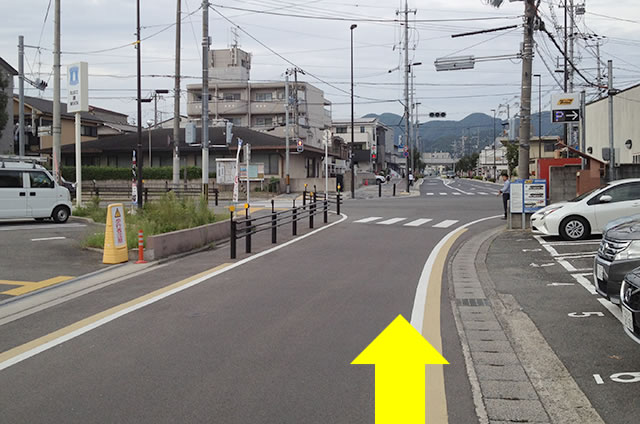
186, 47, 332, 150
330, 117, 390, 173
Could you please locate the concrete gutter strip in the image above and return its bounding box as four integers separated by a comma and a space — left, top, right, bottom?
450, 227, 604, 424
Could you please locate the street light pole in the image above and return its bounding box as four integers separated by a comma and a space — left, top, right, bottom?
350, 24, 357, 199
491, 109, 496, 179
534, 74, 542, 161
136, 0, 143, 208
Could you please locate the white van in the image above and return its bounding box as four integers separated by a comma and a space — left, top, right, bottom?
0, 159, 72, 223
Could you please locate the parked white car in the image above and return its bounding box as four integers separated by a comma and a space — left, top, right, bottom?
0, 160, 72, 223
531, 178, 640, 240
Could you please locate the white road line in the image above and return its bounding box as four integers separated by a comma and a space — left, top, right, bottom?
477, 192, 488, 195
404, 219, 433, 227
534, 235, 560, 256
0, 213, 350, 372
453, 193, 461, 196
542, 240, 601, 246
558, 259, 578, 273
571, 274, 597, 295
426, 193, 435, 196
411, 214, 502, 332
0, 223, 86, 232
433, 220, 459, 229
377, 218, 407, 225
354, 217, 383, 223
439, 192, 448, 196
598, 298, 623, 324
31, 237, 66, 242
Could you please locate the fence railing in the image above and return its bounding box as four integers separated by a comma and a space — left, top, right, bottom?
229, 192, 342, 259
83, 182, 220, 205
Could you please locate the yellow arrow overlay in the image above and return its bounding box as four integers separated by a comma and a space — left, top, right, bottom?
352, 314, 448, 424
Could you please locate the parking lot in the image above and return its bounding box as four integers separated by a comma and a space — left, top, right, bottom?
487, 230, 640, 424
0, 218, 107, 302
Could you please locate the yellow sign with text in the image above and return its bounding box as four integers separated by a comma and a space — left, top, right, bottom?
103, 203, 129, 264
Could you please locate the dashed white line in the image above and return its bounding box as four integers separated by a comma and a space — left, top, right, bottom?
439, 193, 448, 196
404, 219, 433, 227
354, 217, 383, 223
31, 237, 67, 242
377, 218, 407, 225
433, 220, 459, 229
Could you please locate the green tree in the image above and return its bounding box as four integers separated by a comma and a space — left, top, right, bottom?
411, 148, 425, 173
456, 152, 479, 173
0, 73, 8, 133
505, 142, 519, 176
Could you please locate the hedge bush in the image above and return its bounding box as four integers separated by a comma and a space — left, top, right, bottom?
61, 166, 215, 181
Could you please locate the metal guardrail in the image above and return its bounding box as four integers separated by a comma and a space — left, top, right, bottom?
83, 182, 220, 205
229, 191, 342, 259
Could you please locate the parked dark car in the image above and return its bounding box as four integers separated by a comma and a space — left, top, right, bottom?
594, 217, 640, 304
60, 177, 76, 200
620, 268, 640, 344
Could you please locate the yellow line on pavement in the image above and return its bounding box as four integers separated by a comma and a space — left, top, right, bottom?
0, 263, 232, 366
423, 228, 467, 424
0, 276, 75, 296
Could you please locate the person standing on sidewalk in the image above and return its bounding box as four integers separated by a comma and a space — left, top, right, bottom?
497, 172, 510, 219
409, 171, 414, 187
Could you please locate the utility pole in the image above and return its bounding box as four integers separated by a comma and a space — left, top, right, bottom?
400, 0, 414, 191
52, 0, 61, 182
294, 68, 300, 146
285, 70, 290, 193
517, 0, 534, 180
136, 0, 143, 208
608, 60, 615, 182
173, 0, 181, 185
350, 24, 357, 199
201, 0, 210, 201
18, 35, 25, 157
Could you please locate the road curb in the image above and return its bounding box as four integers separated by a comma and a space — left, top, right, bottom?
449, 227, 605, 424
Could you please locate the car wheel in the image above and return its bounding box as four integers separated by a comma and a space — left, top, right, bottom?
52, 206, 70, 223
559, 216, 590, 241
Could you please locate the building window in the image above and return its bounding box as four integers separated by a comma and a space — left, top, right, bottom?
255, 92, 273, 102
634, 154, 640, 164
81, 125, 98, 137
255, 117, 273, 127
222, 92, 241, 101
194, 93, 213, 102
544, 142, 554, 152
360, 126, 366, 133
263, 154, 279, 175
335, 126, 347, 134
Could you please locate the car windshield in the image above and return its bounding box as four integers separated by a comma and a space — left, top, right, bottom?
568, 185, 607, 202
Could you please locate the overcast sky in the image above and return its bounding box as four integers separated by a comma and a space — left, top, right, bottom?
2, 0, 639, 126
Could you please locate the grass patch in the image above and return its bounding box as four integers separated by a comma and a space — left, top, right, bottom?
83, 193, 229, 249
74, 197, 107, 223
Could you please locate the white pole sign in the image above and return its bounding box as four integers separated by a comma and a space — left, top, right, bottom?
67, 62, 89, 113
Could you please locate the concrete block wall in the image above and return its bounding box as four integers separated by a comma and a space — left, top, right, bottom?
549, 165, 580, 203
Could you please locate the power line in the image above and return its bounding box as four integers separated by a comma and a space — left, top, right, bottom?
209, 3, 522, 23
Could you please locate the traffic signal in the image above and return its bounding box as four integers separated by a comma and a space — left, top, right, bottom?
429, 112, 446, 118
296, 139, 304, 153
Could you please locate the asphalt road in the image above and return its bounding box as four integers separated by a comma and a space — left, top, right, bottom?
0, 217, 107, 302
487, 230, 640, 424
0, 177, 504, 423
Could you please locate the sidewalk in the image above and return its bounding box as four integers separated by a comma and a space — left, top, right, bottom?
449, 227, 604, 424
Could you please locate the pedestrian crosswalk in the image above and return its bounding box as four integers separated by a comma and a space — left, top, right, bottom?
425, 191, 490, 196
353, 217, 459, 229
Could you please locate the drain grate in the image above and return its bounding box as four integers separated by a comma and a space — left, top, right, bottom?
456, 298, 490, 306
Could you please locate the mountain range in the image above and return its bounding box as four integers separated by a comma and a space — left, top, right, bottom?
363, 112, 565, 154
